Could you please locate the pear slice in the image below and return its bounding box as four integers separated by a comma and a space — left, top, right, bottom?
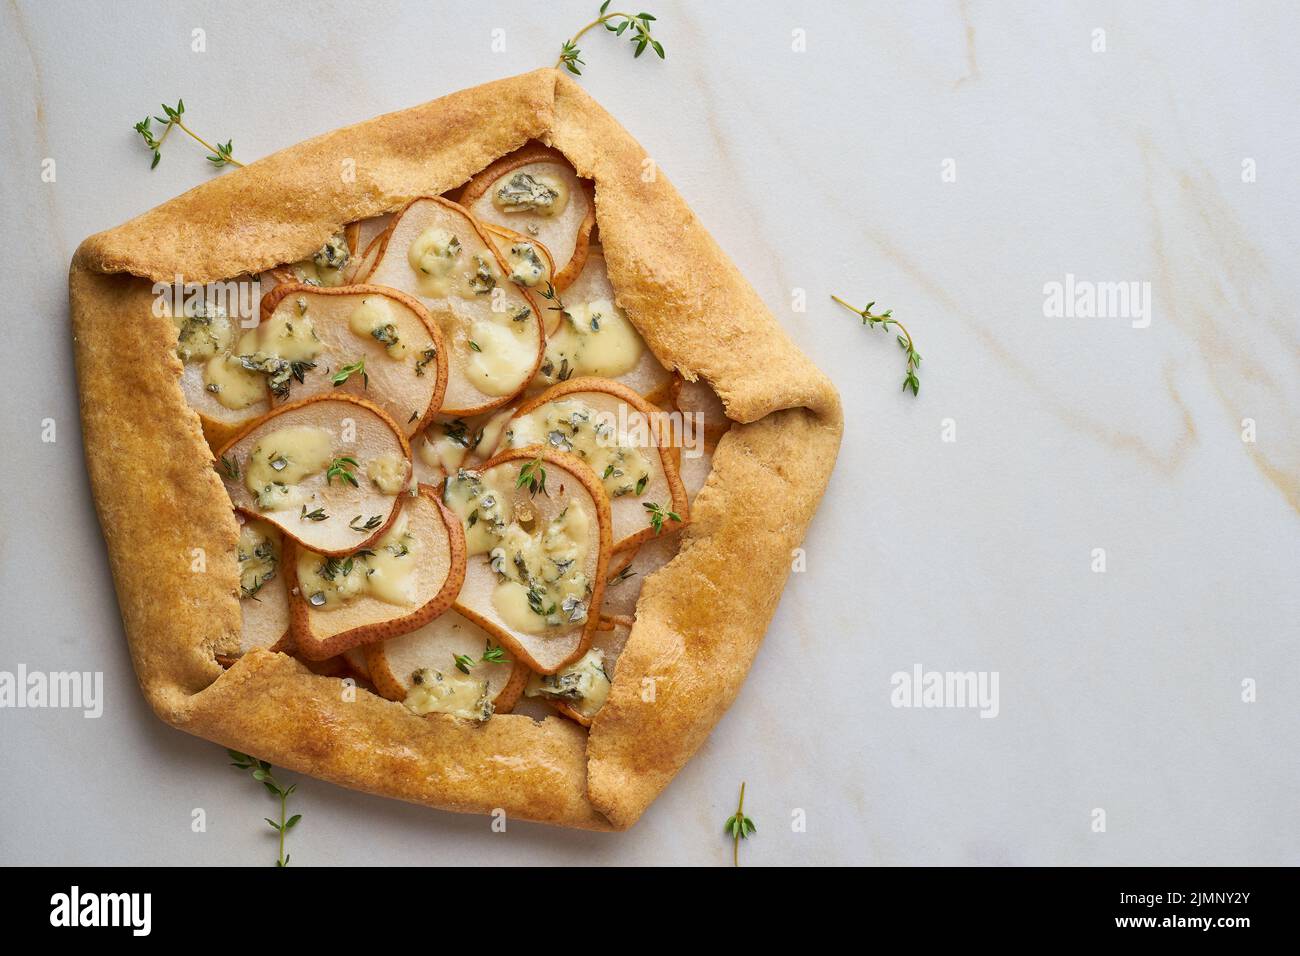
365, 608, 527, 721
341, 646, 371, 682
235, 515, 291, 656
600, 527, 683, 619
346, 214, 395, 284
673, 377, 731, 504
259, 283, 448, 437
215, 394, 411, 556
493, 378, 688, 552
529, 247, 674, 404
459, 144, 595, 290
523, 615, 630, 727
363, 196, 545, 416
443, 447, 612, 674
286, 485, 466, 660
481, 224, 556, 291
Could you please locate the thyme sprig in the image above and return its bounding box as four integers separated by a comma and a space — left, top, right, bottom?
723, 781, 756, 867
325, 456, 359, 487
832, 295, 922, 396
331, 358, 368, 389
537, 282, 572, 323
452, 642, 511, 675
227, 750, 300, 867
517, 457, 548, 497
133, 100, 245, 170
643, 501, 680, 534
556, 2, 664, 75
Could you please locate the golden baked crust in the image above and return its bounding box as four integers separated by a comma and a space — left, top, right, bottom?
70, 68, 842, 830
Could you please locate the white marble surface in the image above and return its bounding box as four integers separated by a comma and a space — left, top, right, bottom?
2, 0, 1297, 866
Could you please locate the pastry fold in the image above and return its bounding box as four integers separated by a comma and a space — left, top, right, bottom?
71, 68, 842, 830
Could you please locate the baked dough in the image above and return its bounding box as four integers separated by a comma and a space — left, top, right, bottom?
70, 68, 842, 830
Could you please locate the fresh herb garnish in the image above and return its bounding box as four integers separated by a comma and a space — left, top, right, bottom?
350, 514, 383, 532
832, 295, 922, 396
468, 340, 482, 352
134, 100, 244, 170
723, 781, 756, 868
537, 282, 572, 323
325, 456, 359, 487
300, 505, 328, 522
516, 457, 548, 497
414, 347, 437, 377
331, 358, 368, 389
219, 454, 240, 479
452, 653, 475, 675
227, 750, 300, 867
480, 642, 510, 665
557, 2, 665, 76
643, 501, 680, 534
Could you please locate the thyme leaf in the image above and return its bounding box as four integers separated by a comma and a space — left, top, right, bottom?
133, 99, 245, 171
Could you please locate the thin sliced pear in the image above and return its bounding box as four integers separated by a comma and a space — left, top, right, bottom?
481, 223, 556, 291
260, 283, 448, 437
444, 447, 612, 674
364, 196, 545, 416
601, 526, 683, 619
494, 378, 688, 552
215, 394, 411, 556
532, 246, 673, 403
523, 615, 628, 727
346, 214, 395, 284
365, 608, 527, 719
459, 144, 595, 290
235, 515, 291, 656
286, 485, 466, 660
341, 646, 371, 681
673, 377, 731, 503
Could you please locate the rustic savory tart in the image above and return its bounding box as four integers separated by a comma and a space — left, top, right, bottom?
458, 143, 596, 291
286, 485, 467, 660
71, 69, 841, 831
361, 197, 545, 416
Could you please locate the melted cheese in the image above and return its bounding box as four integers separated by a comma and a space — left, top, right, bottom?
466, 319, 536, 396
403, 668, 492, 721
296, 510, 420, 608
525, 647, 611, 718
242, 426, 334, 511
258, 308, 323, 363
504, 397, 652, 500
536, 298, 643, 385
289, 234, 350, 287
492, 171, 569, 217
204, 353, 269, 410
348, 296, 409, 359
408, 226, 462, 297
174, 307, 234, 361
505, 242, 548, 287
237, 521, 280, 598
365, 454, 409, 495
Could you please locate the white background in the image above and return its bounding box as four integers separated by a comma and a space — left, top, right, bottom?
1, 0, 1297, 866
